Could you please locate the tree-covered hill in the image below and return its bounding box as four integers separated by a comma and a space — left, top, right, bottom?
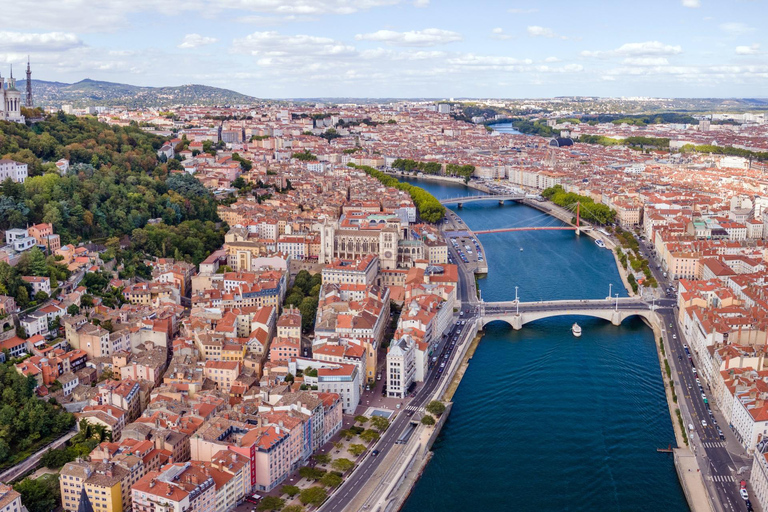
0, 114, 225, 264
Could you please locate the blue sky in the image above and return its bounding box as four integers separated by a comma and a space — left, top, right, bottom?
0, 0, 766, 98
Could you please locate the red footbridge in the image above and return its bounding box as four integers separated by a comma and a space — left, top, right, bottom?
473, 203, 584, 235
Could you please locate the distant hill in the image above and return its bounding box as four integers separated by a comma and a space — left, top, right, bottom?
21, 78, 258, 108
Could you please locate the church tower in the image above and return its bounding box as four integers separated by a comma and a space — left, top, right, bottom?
25, 57, 32, 108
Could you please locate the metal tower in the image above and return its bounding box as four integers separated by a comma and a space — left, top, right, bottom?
25, 57, 32, 107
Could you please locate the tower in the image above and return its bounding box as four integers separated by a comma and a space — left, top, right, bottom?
25, 57, 32, 108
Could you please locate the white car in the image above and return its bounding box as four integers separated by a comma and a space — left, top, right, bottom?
740, 489, 749, 500
701, 420, 708, 427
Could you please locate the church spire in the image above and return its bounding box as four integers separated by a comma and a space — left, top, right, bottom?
25, 57, 32, 107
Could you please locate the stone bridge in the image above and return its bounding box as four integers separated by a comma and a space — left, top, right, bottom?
439, 193, 526, 207
476, 297, 658, 330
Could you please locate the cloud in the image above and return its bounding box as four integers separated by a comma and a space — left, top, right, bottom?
720, 22, 755, 36
355, 28, 462, 47
582, 41, 682, 58
681, 0, 700, 7
491, 28, 514, 40
544, 56, 560, 63
413, 0, 429, 6
736, 44, 760, 55
0, 31, 83, 51
508, 8, 538, 13
178, 34, 218, 49
623, 57, 670, 66
527, 26, 557, 38
232, 31, 357, 64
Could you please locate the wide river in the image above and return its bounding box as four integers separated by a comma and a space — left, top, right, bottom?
400, 175, 689, 511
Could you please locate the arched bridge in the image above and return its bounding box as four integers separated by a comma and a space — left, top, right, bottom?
439, 193, 526, 207
477, 297, 659, 330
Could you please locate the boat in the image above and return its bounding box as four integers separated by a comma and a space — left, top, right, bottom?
572, 323, 582, 337
520, 247, 524, 251
595, 239, 606, 249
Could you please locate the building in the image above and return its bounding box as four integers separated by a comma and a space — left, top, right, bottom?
386, 335, 416, 399
0, 484, 21, 512
0, 159, 27, 183
0, 69, 24, 123
131, 463, 216, 512
316, 364, 360, 414
4, 228, 35, 252
60, 460, 128, 512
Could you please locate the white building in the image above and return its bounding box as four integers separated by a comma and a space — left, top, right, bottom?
751, 443, 768, 512
731, 395, 768, 454
0, 159, 27, 183
0, 70, 24, 123
316, 363, 360, 414
386, 335, 416, 399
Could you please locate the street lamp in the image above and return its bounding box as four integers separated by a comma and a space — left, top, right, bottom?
615, 293, 619, 312
515, 286, 519, 316
608, 283, 612, 300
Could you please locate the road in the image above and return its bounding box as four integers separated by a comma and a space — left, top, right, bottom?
633, 237, 750, 512
0, 429, 76, 483
320, 315, 476, 512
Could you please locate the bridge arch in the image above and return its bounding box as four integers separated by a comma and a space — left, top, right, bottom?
479, 309, 654, 330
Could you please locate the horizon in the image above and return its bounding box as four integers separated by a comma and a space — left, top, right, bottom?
1, 0, 766, 98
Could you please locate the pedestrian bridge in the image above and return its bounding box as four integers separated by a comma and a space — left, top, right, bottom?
439, 193, 526, 206
477, 297, 658, 330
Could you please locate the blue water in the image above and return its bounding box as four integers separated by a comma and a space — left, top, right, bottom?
401, 178, 688, 512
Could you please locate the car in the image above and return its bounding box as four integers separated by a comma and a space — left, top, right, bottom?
692, 368, 697, 375
673, 334, 677, 339
701, 420, 707, 427
245, 494, 262, 504
678, 355, 683, 361
741, 480, 747, 490
683, 344, 688, 349
701, 393, 707, 400
396, 403, 401, 409
741, 489, 749, 501
371, 450, 380, 457
696, 378, 701, 385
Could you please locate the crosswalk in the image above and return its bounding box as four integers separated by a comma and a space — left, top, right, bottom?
702, 441, 725, 448
404, 405, 421, 412
708, 474, 736, 483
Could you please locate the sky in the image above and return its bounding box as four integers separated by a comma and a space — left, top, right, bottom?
0, 0, 766, 99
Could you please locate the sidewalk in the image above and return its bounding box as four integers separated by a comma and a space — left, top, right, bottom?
676, 448, 715, 512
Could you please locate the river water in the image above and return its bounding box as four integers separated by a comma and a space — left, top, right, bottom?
400, 177, 688, 512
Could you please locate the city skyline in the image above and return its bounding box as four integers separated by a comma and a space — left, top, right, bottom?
0, 0, 766, 99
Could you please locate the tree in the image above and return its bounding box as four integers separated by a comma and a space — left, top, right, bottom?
360, 430, 380, 443
281, 485, 300, 497
320, 472, 342, 488
298, 466, 325, 481
299, 487, 327, 507
284, 373, 294, 383
421, 414, 436, 426
257, 496, 285, 511
67, 304, 80, 315
354, 415, 369, 424
34, 291, 49, 303
426, 400, 446, 417
370, 416, 389, 432
331, 458, 354, 473
80, 294, 94, 308
338, 429, 354, 440
348, 444, 366, 457
315, 453, 331, 465
14, 474, 59, 512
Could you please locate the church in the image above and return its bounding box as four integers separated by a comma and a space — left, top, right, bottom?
0, 67, 24, 123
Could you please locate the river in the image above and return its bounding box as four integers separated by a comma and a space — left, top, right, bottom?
400, 177, 688, 512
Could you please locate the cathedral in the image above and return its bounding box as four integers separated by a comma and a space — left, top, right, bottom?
0, 67, 24, 123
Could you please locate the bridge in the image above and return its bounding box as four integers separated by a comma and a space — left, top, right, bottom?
476, 297, 659, 330
439, 193, 525, 207
474, 226, 581, 235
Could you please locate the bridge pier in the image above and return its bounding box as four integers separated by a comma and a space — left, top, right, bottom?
575, 228, 580, 236
499, 200, 504, 206
457, 203, 463, 209
510, 315, 522, 330
611, 310, 622, 326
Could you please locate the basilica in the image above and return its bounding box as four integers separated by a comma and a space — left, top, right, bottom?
1, 68, 24, 123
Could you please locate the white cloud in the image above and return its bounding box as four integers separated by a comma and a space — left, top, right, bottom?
413, 0, 429, 6
0, 31, 83, 51
582, 41, 682, 58
623, 57, 670, 66
681, 0, 700, 7
508, 8, 538, 13
527, 26, 557, 38
232, 31, 357, 61
720, 22, 755, 36
178, 34, 218, 49
491, 28, 514, 40
544, 56, 560, 63
736, 43, 760, 55
355, 28, 462, 47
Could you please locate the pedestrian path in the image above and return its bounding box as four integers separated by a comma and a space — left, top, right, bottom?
404, 405, 422, 412
708, 474, 735, 483
702, 441, 725, 448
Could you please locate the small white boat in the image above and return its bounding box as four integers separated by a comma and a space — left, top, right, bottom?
520, 247, 524, 252
595, 239, 606, 249
572, 323, 582, 337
